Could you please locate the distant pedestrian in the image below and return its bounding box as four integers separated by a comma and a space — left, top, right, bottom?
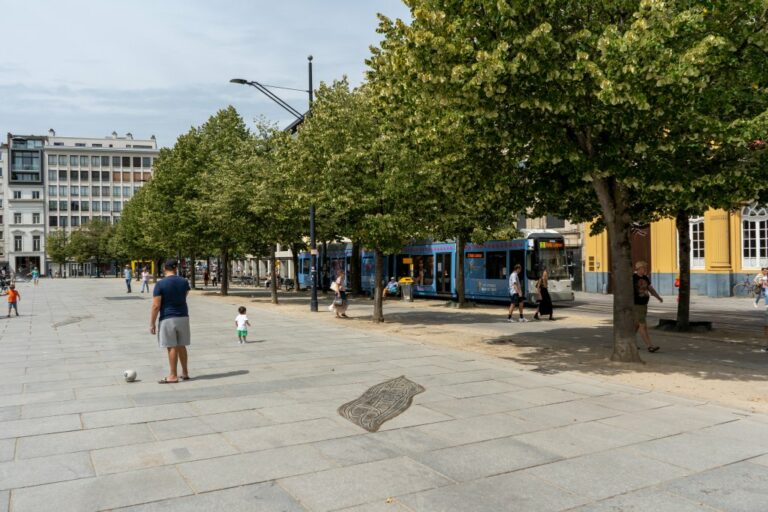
211, 271, 218, 287
331, 271, 348, 318
507, 264, 527, 322
141, 269, 150, 293
235, 306, 251, 344
150, 259, 191, 384
533, 268, 554, 321
633, 261, 663, 352
203, 269, 209, 288
754, 267, 768, 308
30, 267, 39, 286
5, 284, 20, 317
123, 265, 132, 293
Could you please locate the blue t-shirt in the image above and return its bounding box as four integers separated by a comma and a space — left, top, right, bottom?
153, 275, 190, 321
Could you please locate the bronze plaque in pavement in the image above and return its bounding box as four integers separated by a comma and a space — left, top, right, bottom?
338, 375, 425, 432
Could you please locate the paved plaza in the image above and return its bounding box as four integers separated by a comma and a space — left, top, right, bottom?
2, 279, 768, 511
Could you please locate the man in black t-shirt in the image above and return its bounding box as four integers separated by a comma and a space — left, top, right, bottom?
150, 259, 191, 384
633, 261, 663, 352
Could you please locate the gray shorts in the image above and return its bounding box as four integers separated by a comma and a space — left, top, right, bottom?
158, 316, 191, 348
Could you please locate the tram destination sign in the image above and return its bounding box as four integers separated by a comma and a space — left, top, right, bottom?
539, 241, 565, 249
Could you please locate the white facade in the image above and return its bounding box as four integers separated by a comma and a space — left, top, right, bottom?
2, 131, 158, 277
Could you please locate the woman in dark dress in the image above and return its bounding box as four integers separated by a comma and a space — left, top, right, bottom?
533, 269, 554, 320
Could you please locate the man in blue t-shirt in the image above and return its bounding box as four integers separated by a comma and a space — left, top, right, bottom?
150, 259, 191, 384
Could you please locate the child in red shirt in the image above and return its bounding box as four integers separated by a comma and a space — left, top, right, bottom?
6, 284, 20, 317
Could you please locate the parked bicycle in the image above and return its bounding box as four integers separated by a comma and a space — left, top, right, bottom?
732, 277, 757, 297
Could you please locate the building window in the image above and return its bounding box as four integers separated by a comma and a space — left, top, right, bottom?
49, 185, 57, 196
70, 170, 78, 181
49, 216, 58, 227
0, 230, 3, 240
59, 185, 68, 196
14, 213, 22, 224
33, 235, 40, 251
80, 186, 88, 196
112, 171, 121, 182
92, 144, 102, 148
142, 156, 151, 168
101, 171, 109, 181
33, 213, 40, 224
75, 143, 86, 147
58, 155, 67, 166
690, 218, 705, 269
546, 215, 566, 229
49, 200, 57, 211
60, 216, 68, 227
102, 186, 110, 196
102, 201, 111, 212
81, 201, 89, 212
123, 186, 131, 197
59, 200, 68, 211
113, 201, 122, 212
70, 155, 78, 167
742, 205, 768, 269
122, 156, 130, 168
91, 156, 100, 167
101, 156, 110, 167
48, 154, 57, 165
92, 201, 100, 212
48, 170, 57, 181
133, 156, 141, 168
92, 186, 100, 197
122, 172, 131, 182
59, 170, 67, 180
71, 217, 80, 227
32, 191, 40, 199
71, 201, 80, 212
113, 186, 121, 197
71, 186, 79, 196
112, 156, 121, 168
14, 235, 22, 251
80, 171, 88, 181
80, 156, 88, 167
81, 216, 89, 225
91, 171, 100, 181
13, 191, 21, 199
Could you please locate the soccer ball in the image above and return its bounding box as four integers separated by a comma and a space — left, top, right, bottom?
124, 370, 137, 382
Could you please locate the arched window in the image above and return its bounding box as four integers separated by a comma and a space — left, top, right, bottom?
741, 205, 768, 269
690, 217, 705, 269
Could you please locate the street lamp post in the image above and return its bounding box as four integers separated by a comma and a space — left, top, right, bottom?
230, 55, 318, 312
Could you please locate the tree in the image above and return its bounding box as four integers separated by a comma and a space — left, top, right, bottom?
67, 220, 115, 277
370, 0, 768, 360
46, 230, 69, 278
292, 80, 421, 322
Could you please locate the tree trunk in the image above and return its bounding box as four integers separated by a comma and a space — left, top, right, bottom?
255, 257, 260, 286
373, 248, 384, 323
221, 249, 229, 296
675, 211, 691, 331
190, 253, 196, 289
456, 235, 466, 307
351, 239, 362, 296
270, 247, 279, 304
289, 243, 301, 292
593, 176, 643, 363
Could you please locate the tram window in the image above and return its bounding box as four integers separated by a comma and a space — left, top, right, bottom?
413, 255, 434, 285
486, 251, 507, 280
396, 255, 411, 279
301, 259, 310, 275
510, 250, 525, 282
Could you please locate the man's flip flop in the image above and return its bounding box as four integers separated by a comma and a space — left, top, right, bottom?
180, 376, 190, 381
648, 346, 660, 353
158, 378, 179, 384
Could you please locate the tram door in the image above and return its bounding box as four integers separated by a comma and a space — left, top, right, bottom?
436, 252, 452, 294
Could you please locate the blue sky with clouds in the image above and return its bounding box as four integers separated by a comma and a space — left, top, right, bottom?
0, 1, 410, 147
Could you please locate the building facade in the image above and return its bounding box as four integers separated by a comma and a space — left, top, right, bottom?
584, 206, 768, 297
1, 131, 158, 277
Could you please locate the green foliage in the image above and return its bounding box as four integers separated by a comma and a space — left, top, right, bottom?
45, 230, 69, 266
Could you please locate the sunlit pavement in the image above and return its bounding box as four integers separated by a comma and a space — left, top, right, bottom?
1, 278, 768, 511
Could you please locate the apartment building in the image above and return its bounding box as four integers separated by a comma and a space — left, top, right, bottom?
2, 131, 158, 277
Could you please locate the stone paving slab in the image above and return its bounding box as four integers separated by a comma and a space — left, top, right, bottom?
278, 456, 453, 512
4, 279, 768, 511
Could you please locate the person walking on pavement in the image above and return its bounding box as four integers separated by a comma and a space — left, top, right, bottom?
533, 268, 554, 321
754, 267, 768, 308
141, 268, 151, 293
507, 264, 527, 322
633, 261, 663, 352
332, 271, 349, 318
150, 259, 191, 384
123, 265, 132, 293
30, 267, 39, 286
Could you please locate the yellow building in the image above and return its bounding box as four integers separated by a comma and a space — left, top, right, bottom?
584, 205, 765, 297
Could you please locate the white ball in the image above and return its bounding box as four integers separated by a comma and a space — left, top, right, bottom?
124, 370, 137, 382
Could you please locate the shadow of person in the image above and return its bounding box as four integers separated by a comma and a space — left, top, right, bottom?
188, 370, 249, 381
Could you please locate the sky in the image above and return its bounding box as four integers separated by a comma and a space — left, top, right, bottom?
0, 0, 411, 147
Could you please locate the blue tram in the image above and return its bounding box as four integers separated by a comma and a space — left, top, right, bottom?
297, 230, 574, 304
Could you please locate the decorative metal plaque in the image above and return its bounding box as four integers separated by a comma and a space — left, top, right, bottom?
338, 376, 425, 432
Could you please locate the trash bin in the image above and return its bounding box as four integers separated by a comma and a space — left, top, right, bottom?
401, 283, 414, 302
